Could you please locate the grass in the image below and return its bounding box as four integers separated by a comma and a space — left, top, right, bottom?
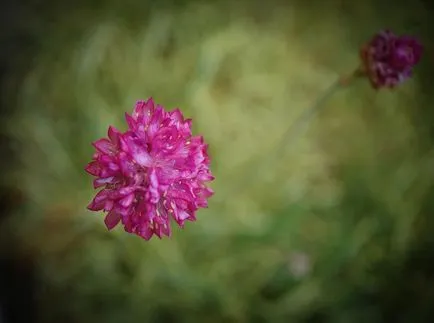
2, 0, 434, 322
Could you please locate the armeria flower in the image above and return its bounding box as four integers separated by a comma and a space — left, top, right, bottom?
359, 30, 423, 89
85, 98, 214, 240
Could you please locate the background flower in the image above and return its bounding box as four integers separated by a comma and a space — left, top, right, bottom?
360, 30, 423, 89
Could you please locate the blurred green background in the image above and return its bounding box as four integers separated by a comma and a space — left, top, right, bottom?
1, 0, 434, 322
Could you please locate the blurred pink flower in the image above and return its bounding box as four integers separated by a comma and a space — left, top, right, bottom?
360, 30, 423, 89
85, 98, 214, 240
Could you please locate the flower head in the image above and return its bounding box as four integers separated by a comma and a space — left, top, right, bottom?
85, 98, 214, 240
360, 30, 423, 89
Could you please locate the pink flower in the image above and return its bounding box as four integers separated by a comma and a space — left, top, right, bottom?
360, 30, 423, 89
85, 98, 214, 240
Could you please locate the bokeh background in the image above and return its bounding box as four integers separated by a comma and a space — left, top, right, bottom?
1, 0, 434, 322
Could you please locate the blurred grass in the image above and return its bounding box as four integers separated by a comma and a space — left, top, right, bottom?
1, 0, 434, 322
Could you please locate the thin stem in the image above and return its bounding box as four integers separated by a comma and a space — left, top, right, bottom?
224, 69, 360, 199
273, 77, 343, 160
273, 67, 363, 159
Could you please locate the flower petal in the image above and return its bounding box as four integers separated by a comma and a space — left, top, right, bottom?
93, 176, 115, 189
85, 161, 100, 176
92, 138, 114, 154
125, 113, 136, 130
104, 211, 121, 230
87, 189, 109, 211
108, 126, 121, 147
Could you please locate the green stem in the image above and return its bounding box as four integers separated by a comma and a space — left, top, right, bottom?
273, 67, 363, 159
223, 69, 361, 200
274, 77, 343, 159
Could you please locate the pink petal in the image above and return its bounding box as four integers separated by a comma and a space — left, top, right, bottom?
108, 126, 121, 147
93, 176, 115, 189
179, 210, 192, 221
87, 190, 109, 211
119, 135, 130, 153
125, 113, 136, 130
92, 138, 113, 154
149, 169, 159, 187
104, 211, 121, 230
133, 100, 146, 119
119, 186, 137, 196
119, 194, 135, 207
85, 161, 100, 176
131, 147, 152, 167
138, 224, 154, 240
169, 109, 184, 123
104, 200, 114, 211
145, 97, 155, 113
161, 222, 171, 237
